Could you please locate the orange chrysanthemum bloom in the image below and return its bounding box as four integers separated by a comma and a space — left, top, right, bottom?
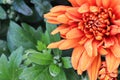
44, 0, 120, 80
98, 62, 118, 80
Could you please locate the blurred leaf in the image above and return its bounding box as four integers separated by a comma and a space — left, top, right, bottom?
12, 0, 33, 16
0, 40, 9, 55
20, 7, 42, 23
0, 6, 6, 19
31, 0, 52, 17
28, 50, 53, 65
0, 20, 9, 39
64, 69, 80, 80
62, 57, 72, 69
0, 47, 23, 80
0, 0, 2, 3
7, 21, 41, 52
49, 64, 61, 77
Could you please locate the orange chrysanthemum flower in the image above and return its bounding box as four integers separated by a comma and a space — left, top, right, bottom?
44, 0, 120, 80
98, 62, 118, 80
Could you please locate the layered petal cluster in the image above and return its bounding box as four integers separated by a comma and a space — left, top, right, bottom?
44, 0, 120, 80
98, 62, 118, 80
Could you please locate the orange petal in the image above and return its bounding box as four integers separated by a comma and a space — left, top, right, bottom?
113, 19, 120, 26
75, 0, 87, 6
51, 24, 68, 35
66, 28, 84, 39
77, 51, 95, 71
71, 46, 84, 70
68, 0, 79, 7
87, 0, 96, 5
59, 38, 80, 50
87, 55, 101, 80
59, 27, 70, 35
110, 0, 120, 8
79, 36, 88, 45
78, 3, 90, 13
57, 14, 69, 24
106, 52, 120, 72
110, 37, 120, 57
50, 5, 70, 12
103, 37, 114, 48
84, 39, 93, 57
110, 25, 120, 35
102, 0, 110, 8
96, 0, 102, 7
65, 13, 81, 21
66, 7, 81, 21
98, 46, 108, 55
114, 5, 120, 18
46, 20, 60, 24
47, 40, 65, 48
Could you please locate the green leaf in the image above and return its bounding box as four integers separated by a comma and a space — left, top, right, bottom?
28, 51, 53, 65
12, 0, 33, 16
49, 64, 61, 77
0, 6, 6, 19
20, 65, 53, 80
7, 21, 41, 51
36, 41, 47, 51
64, 69, 80, 80
0, 47, 23, 80
53, 69, 67, 80
31, 0, 52, 17
62, 57, 72, 69
20, 65, 67, 80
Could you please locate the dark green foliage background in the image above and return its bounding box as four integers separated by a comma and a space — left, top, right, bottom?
0, 0, 91, 80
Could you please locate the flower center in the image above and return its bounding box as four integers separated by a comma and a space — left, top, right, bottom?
81, 7, 115, 40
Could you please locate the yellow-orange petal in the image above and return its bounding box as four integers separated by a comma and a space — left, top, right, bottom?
106, 52, 120, 72
92, 41, 99, 56
84, 39, 93, 57
58, 38, 80, 50
57, 14, 69, 24
98, 47, 108, 55
103, 37, 114, 48
68, 0, 79, 7
77, 51, 95, 71
102, 0, 110, 8
71, 46, 84, 70
51, 24, 68, 35
90, 6, 99, 12
110, 25, 120, 35
78, 3, 89, 13
47, 40, 65, 48
50, 5, 70, 13
66, 28, 84, 39
96, 0, 102, 7
87, 55, 101, 80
